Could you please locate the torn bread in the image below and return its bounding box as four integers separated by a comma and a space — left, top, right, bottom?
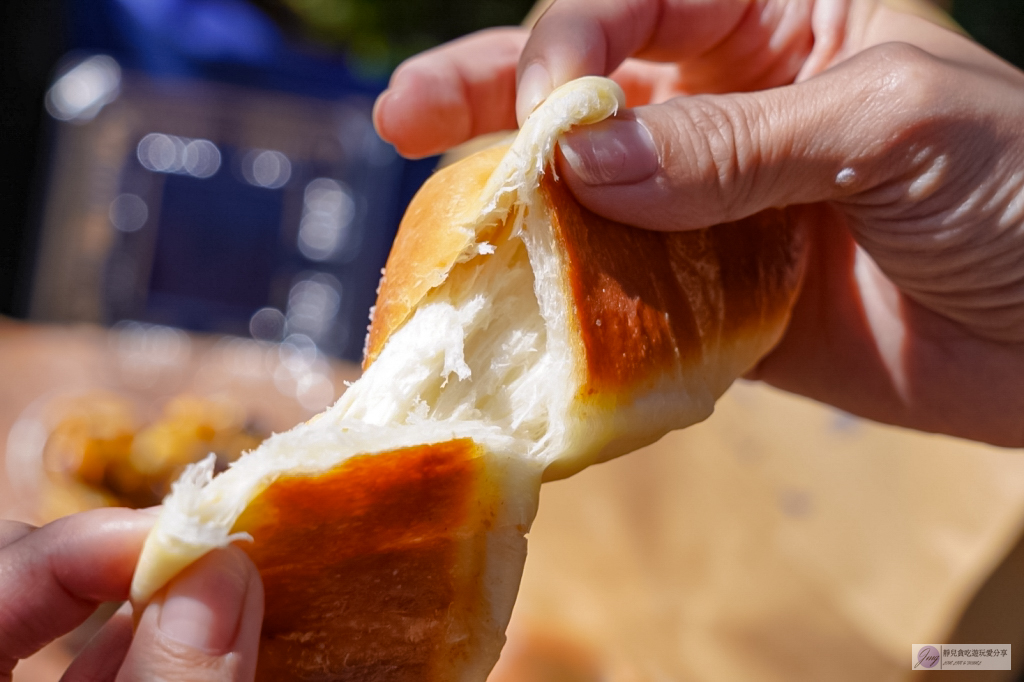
130, 77, 807, 681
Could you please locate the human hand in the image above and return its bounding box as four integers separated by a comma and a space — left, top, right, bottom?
0, 508, 263, 681
373, 0, 1024, 448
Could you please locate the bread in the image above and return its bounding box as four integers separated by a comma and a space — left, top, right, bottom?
129, 77, 806, 681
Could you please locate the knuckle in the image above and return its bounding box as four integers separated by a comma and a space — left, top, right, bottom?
666, 94, 763, 218
833, 42, 951, 182
858, 42, 944, 116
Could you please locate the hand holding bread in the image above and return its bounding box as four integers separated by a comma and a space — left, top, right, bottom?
129, 76, 805, 680
0, 509, 264, 682
21, 0, 1024, 679
377, 0, 1024, 448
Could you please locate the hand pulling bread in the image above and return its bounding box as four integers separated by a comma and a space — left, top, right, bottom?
130, 77, 806, 681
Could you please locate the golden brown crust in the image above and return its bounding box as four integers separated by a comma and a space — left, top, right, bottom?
364, 145, 510, 367
232, 440, 506, 681
540, 175, 804, 398
368, 143, 805, 401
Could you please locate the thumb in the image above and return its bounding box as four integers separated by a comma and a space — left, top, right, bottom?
556, 44, 921, 231
117, 547, 264, 682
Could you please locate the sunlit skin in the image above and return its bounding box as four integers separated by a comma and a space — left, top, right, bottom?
0, 508, 263, 682
375, 0, 1024, 448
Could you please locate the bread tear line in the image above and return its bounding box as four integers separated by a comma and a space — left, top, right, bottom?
129, 76, 806, 681
131, 75, 624, 606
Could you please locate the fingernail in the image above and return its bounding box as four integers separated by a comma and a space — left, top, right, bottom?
517, 62, 552, 125
560, 118, 659, 186
158, 550, 248, 653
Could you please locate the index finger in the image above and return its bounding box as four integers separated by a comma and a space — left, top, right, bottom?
516, 0, 755, 122
374, 27, 526, 158
0, 508, 154, 676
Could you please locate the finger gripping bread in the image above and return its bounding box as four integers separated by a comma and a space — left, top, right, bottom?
130, 77, 806, 681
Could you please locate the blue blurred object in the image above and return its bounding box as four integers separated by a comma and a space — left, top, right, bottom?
69, 0, 378, 98
30, 0, 436, 363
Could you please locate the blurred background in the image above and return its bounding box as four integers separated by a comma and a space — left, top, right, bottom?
0, 0, 536, 362
0, 0, 1020, 363
3, 1, 1024, 681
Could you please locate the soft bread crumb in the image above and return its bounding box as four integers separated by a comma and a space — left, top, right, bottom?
131, 77, 628, 606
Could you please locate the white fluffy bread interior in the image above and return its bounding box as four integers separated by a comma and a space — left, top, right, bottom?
338, 225, 573, 459
130, 76, 627, 606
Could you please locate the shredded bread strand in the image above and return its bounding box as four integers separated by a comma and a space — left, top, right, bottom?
129, 77, 626, 606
